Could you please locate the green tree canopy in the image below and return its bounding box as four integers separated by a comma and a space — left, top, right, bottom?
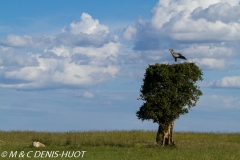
136, 63, 203, 145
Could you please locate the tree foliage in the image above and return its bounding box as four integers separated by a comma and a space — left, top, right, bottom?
137, 63, 203, 131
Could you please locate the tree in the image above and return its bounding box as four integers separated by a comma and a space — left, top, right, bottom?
136, 63, 203, 146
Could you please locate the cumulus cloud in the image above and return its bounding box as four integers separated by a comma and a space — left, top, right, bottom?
0, 43, 120, 89
172, 44, 235, 69
0, 34, 32, 47
0, 13, 116, 50
69, 13, 109, 35
123, 25, 137, 40
0, 34, 55, 48
191, 58, 226, 69
155, 0, 240, 42
199, 94, 240, 109
0, 13, 120, 90
183, 44, 235, 58
209, 76, 240, 88
55, 32, 116, 47
191, 3, 240, 23
150, 0, 240, 30
166, 18, 240, 42
122, 0, 240, 71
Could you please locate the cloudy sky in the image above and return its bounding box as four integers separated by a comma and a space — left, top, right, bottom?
1, 0, 240, 132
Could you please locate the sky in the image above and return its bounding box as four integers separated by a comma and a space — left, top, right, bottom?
1, 0, 240, 132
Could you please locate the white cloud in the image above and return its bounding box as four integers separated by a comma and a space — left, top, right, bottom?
191, 3, 240, 23
0, 47, 38, 68
46, 45, 70, 57
167, 17, 240, 42
0, 13, 115, 50
177, 44, 234, 69
183, 45, 235, 58
0, 13, 120, 90
191, 58, 226, 69
0, 34, 32, 47
122, 0, 240, 72
132, 0, 240, 47
1, 42, 120, 89
70, 13, 109, 35
209, 76, 240, 88
151, 0, 240, 29
123, 25, 137, 40
82, 91, 94, 98
72, 42, 120, 65
199, 94, 240, 109
5, 66, 44, 81
0, 34, 55, 49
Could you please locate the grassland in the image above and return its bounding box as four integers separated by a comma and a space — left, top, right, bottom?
0, 130, 240, 160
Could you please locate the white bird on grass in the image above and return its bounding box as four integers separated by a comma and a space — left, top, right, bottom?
32, 141, 46, 148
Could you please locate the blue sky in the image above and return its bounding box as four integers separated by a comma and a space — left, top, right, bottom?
1, 0, 240, 132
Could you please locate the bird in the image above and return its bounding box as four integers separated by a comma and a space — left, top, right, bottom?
168, 48, 187, 62
32, 141, 46, 148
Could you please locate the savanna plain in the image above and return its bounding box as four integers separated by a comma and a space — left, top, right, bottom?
0, 130, 240, 160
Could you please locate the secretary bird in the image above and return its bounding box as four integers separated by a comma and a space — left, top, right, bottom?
169, 48, 187, 62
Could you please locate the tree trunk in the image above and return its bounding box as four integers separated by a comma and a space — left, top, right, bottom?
156, 121, 174, 146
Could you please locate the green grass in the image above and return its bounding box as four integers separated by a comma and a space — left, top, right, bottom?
0, 131, 240, 159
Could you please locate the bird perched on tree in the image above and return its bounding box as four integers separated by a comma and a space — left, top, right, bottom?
169, 48, 187, 62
